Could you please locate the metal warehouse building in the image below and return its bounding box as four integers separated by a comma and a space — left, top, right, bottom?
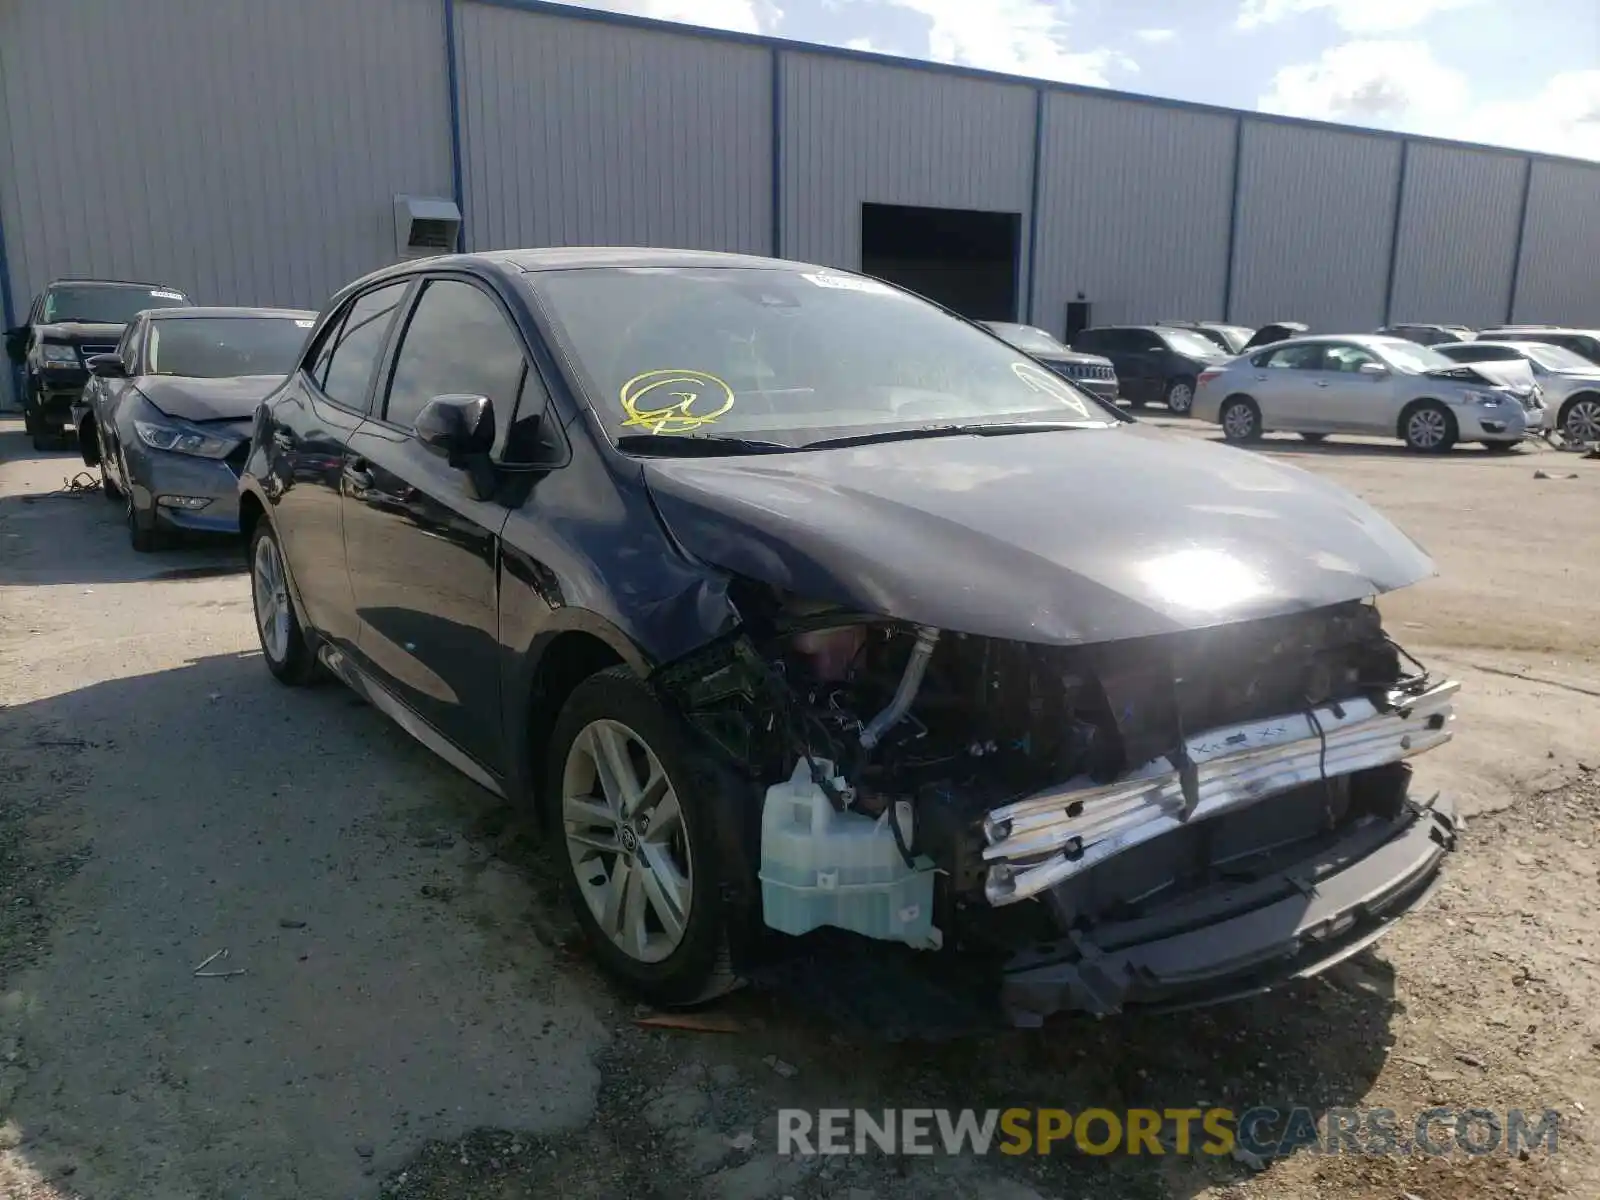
4, 0, 1600, 409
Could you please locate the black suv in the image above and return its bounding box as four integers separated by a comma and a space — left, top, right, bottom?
5, 278, 192, 449
1070, 324, 1231, 414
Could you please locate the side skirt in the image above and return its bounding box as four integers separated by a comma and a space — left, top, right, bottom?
317, 643, 505, 798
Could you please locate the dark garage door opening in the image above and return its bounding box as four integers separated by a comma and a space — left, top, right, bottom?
860, 203, 1020, 321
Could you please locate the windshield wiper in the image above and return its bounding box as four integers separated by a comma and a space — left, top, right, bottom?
801, 421, 1098, 450
615, 434, 797, 456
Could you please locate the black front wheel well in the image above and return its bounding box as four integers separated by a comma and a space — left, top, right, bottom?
525, 632, 626, 823
238, 492, 265, 548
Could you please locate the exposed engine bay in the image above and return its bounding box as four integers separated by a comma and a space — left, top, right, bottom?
654, 583, 1458, 1021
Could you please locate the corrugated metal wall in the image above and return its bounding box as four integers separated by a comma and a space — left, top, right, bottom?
1389, 144, 1524, 329
1230, 122, 1402, 331
1513, 161, 1600, 324
779, 53, 1035, 289
454, 4, 772, 254
1032, 94, 1234, 333
0, 0, 452, 317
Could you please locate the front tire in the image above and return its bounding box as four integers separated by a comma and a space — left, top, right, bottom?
123, 460, 164, 553
250, 520, 318, 685
1401, 402, 1456, 453
1560, 394, 1600, 445
1220, 396, 1262, 442
549, 666, 730, 1007
1481, 441, 1518, 453
1300, 432, 1328, 443
1164, 376, 1196, 415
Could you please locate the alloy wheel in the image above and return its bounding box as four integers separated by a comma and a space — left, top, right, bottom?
1565, 398, 1600, 445
1222, 401, 1256, 439
562, 718, 693, 965
1167, 382, 1194, 414
1407, 408, 1448, 450
253, 533, 292, 664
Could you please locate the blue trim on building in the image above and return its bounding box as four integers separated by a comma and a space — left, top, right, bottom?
1381, 140, 1410, 326
1024, 88, 1044, 324
464, 0, 1600, 170
1221, 115, 1244, 323
1507, 157, 1534, 325
0, 184, 16, 408
443, 0, 468, 251
770, 47, 783, 257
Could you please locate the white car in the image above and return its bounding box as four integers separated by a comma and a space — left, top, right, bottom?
1433, 339, 1600, 446
1192, 334, 1545, 453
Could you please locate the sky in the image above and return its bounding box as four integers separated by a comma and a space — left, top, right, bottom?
556, 0, 1600, 160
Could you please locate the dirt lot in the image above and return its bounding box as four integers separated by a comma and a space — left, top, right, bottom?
1, 415, 1597, 1200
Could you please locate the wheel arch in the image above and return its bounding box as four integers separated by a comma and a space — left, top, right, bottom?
1558, 390, 1600, 428
1397, 396, 1452, 441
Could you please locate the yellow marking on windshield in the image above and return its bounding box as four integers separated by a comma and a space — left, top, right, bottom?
620, 369, 736, 435
1010, 361, 1093, 420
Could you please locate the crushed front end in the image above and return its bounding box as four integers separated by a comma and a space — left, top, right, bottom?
654, 588, 1458, 1026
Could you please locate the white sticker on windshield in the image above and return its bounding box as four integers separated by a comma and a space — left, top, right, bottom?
801, 271, 893, 295
294, 319, 313, 328
150, 289, 185, 300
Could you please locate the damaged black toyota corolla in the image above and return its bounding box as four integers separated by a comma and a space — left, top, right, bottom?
239, 249, 1458, 1027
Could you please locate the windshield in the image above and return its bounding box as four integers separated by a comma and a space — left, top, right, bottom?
42, 285, 188, 325
985, 323, 1068, 356
1204, 325, 1252, 352
146, 317, 312, 378
1373, 340, 1454, 373
1160, 328, 1229, 357
533, 267, 1116, 449
1510, 342, 1597, 372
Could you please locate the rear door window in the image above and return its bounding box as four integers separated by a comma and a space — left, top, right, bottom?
315, 282, 409, 411
1256, 343, 1324, 370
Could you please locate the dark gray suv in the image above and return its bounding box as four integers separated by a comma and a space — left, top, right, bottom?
1071, 324, 1232, 414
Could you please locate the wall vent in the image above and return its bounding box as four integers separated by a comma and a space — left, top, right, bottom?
394, 195, 461, 259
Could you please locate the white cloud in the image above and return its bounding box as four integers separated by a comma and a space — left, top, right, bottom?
1257, 40, 1468, 123
567, 0, 781, 35
873, 0, 1135, 86
1472, 71, 1600, 161
845, 35, 883, 51
1134, 28, 1177, 43
1259, 42, 1600, 160
1238, 0, 1479, 33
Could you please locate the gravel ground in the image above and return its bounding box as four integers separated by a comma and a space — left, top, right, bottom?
1, 415, 1597, 1200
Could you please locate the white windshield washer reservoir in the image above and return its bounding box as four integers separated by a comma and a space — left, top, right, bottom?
758, 759, 941, 949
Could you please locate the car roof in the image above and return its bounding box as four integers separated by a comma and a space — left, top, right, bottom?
1489, 326, 1600, 336
1254, 333, 1413, 350
45, 277, 186, 291
144, 306, 316, 321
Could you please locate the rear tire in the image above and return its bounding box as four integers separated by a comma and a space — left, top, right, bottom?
1401, 401, 1456, 453
1300, 432, 1328, 443
250, 520, 318, 685
1164, 376, 1196, 415
1220, 396, 1262, 443
1481, 441, 1518, 453
548, 666, 733, 1007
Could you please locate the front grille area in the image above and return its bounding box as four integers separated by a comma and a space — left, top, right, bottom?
78, 343, 117, 361
1052, 362, 1116, 382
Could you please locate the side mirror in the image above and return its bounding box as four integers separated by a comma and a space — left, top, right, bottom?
1358, 362, 1389, 377
414, 393, 494, 464
86, 353, 126, 378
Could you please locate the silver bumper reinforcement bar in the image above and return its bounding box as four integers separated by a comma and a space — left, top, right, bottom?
982, 679, 1458, 906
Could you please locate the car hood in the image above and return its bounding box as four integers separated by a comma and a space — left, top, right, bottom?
136, 374, 282, 422
642, 424, 1435, 645
1425, 360, 1536, 393
35, 321, 126, 344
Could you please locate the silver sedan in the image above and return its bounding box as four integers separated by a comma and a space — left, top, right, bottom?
1192, 334, 1546, 453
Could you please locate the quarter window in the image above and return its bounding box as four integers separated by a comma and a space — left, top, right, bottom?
382, 280, 527, 431
316, 282, 409, 410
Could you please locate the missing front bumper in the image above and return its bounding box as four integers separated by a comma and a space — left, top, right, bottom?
999, 791, 1457, 1025
983, 679, 1458, 906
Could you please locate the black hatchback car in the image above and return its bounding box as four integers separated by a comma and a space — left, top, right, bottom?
241, 249, 1459, 1023
1069, 324, 1232, 414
